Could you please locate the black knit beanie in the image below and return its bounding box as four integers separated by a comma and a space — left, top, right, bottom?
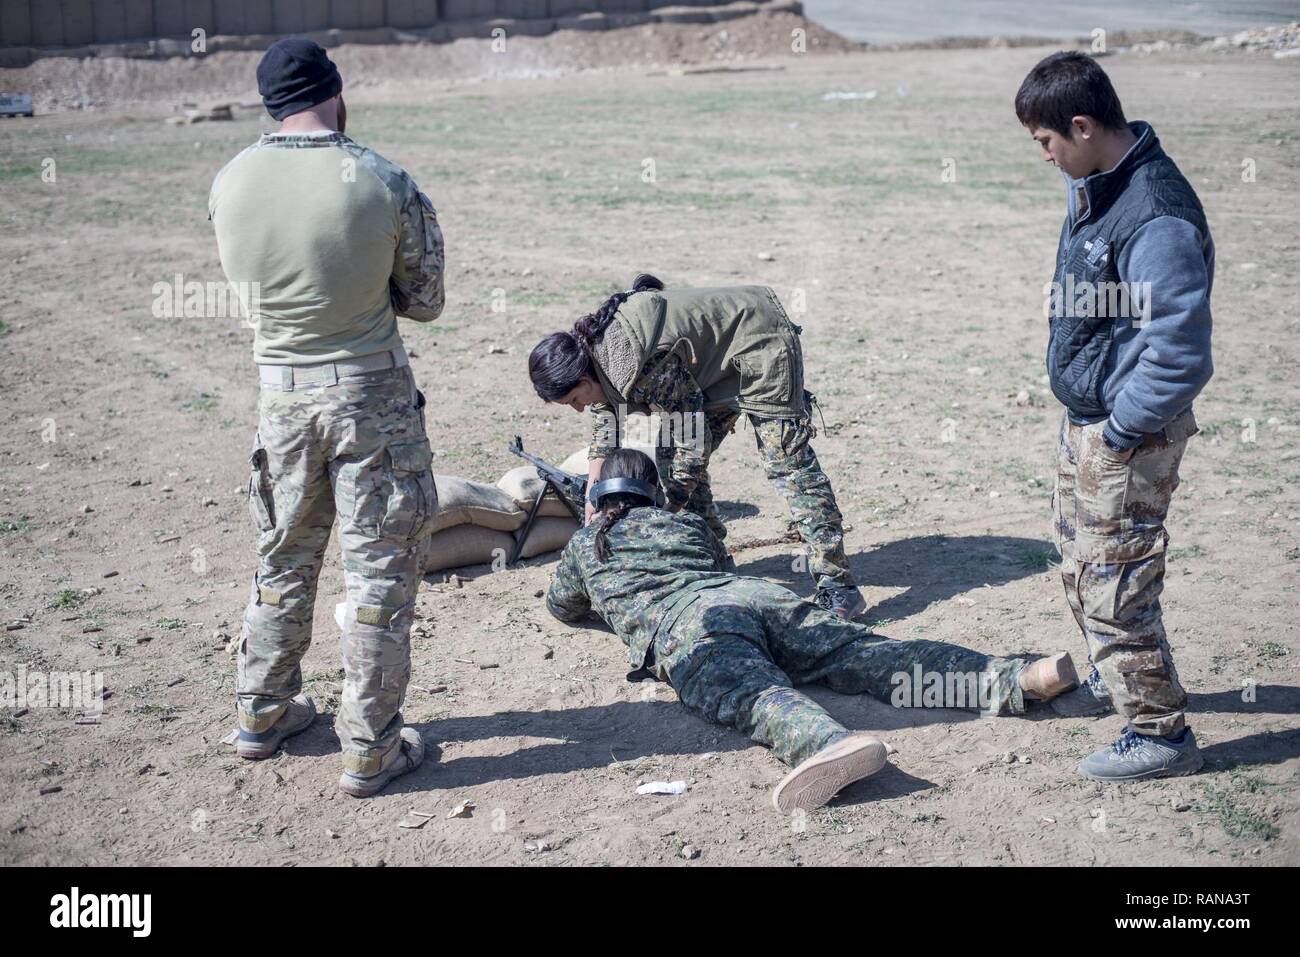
257, 38, 342, 121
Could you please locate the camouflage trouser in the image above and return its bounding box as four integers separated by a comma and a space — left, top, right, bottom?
657, 407, 854, 592
656, 406, 742, 544
238, 364, 436, 775
651, 578, 1026, 767
1053, 410, 1196, 737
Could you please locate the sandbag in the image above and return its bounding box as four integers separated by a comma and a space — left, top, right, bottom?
423, 524, 516, 573
560, 447, 590, 476
569, 411, 660, 473
514, 516, 580, 560
497, 464, 576, 518
429, 474, 525, 534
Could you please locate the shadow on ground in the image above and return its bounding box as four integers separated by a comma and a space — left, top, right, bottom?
738, 533, 1058, 620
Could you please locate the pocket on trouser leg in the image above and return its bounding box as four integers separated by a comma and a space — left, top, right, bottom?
348, 440, 437, 543
1105, 647, 1181, 727
1073, 424, 1166, 564
247, 433, 276, 532
383, 441, 437, 541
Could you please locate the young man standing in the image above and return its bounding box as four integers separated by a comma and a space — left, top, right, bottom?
1014, 52, 1214, 781
211, 38, 445, 797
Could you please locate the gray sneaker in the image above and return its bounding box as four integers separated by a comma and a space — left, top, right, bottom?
814, 586, 867, 621
339, 727, 427, 798
1078, 726, 1204, 782
1051, 666, 1115, 718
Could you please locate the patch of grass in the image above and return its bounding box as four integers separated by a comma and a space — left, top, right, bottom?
180, 391, 218, 413
1017, 545, 1060, 571
1197, 773, 1279, 842
0, 161, 42, 182
131, 702, 179, 720
1, 514, 35, 533
1246, 639, 1290, 661
47, 588, 85, 610
0, 319, 8, 336
1168, 544, 1207, 561
156, 617, 186, 631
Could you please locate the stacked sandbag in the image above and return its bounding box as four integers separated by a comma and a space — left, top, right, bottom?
423, 421, 665, 573
501, 418, 660, 561
498, 446, 587, 562
515, 516, 581, 560
423, 474, 525, 573
428, 475, 524, 534
560, 447, 590, 476
498, 465, 575, 520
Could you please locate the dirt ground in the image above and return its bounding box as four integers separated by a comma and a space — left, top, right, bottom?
1, 25, 1297, 867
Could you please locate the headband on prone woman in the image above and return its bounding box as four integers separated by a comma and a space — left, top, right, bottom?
588, 477, 665, 510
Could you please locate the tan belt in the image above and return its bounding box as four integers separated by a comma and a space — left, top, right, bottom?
257, 346, 409, 391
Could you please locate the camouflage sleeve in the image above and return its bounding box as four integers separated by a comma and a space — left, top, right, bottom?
629, 353, 706, 509
389, 171, 445, 323
546, 540, 592, 623
589, 403, 618, 460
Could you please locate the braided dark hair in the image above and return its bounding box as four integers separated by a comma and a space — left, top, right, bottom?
592, 448, 661, 562
528, 273, 665, 402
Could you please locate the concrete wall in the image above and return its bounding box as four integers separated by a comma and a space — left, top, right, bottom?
1, 0, 795, 47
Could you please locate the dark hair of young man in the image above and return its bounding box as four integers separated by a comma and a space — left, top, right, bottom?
1014, 51, 1128, 137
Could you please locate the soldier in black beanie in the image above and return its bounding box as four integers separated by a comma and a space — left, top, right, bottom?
256, 37, 345, 127
210, 36, 447, 799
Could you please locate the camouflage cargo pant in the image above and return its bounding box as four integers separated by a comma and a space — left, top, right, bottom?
1053, 410, 1196, 737
238, 364, 436, 775
650, 578, 1026, 767
657, 407, 854, 592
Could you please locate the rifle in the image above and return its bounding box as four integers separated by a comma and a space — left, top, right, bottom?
506, 436, 587, 566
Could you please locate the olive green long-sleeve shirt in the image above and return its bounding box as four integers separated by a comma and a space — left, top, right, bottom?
209, 131, 444, 364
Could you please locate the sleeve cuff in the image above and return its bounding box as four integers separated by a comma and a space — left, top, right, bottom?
1102, 418, 1144, 451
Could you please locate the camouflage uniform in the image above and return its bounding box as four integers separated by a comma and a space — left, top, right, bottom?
213, 131, 445, 776
547, 507, 1027, 767
239, 366, 436, 773
1052, 410, 1197, 737
593, 350, 852, 591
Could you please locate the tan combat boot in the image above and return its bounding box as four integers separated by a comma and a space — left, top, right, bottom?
236, 694, 317, 760
1019, 652, 1080, 701
772, 732, 889, 814
338, 727, 426, 798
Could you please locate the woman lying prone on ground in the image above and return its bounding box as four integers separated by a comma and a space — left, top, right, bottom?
544, 449, 1081, 813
